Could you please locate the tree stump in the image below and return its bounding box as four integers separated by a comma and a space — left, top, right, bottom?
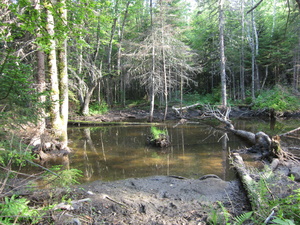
147, 133, 170, 148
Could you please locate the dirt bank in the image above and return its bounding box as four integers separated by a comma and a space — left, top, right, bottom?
35, 175, 249, 224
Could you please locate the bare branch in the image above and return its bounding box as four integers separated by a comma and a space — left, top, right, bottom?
247, 0, 264, 14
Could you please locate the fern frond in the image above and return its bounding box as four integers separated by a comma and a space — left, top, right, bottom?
234, 211, 253, 225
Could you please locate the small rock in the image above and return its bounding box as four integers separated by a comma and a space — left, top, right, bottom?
290, 167, 300, 181
270, 158, 279, 170
199, 174, 221, 180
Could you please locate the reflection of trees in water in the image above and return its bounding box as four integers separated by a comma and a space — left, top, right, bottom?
83, 128, 104, 181
68, 124, 241, 181
221, 134, 229, 180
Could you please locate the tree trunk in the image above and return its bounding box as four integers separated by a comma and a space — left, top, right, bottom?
36, 49, 46, 132
161, 4, 168, 121
293, 35, 300, 91
45, 0, 61, 133
250, 0, 258, 100
117, 1, 130, 107
35, 0, 46, 134
106, 0, 119, 106
57, 0, 68, 147
149, 0, 155, 122
240, 0, 245, 100
295, 0, 300, 11
45, 0, 68, 148
80, 87, 96, 116
218, 0, 227, 107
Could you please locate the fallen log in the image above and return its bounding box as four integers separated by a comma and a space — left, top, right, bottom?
204, 106, 271, 150
231, 153, 262, 211
172, 103, 201, 115
204, 105, 299, 162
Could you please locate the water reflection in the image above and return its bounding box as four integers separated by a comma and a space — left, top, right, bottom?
68, 123, 247, 183
67, 117, 300, 183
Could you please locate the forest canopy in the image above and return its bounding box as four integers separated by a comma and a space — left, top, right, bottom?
0, 0, 300, 126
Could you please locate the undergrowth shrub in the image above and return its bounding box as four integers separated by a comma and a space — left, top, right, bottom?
0, 195, 41, 224
253, 86, 300, 112
0, 136, 34, 168
207, 166, 300, 224
183, 88, 221, 106
150, 126, 168, 140
89, 101, 109, 115
0, 137, 83, 224
43, 165, 83, 188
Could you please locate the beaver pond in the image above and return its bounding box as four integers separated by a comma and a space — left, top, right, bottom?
61, 118, 299, 184
17, 116, 300, 224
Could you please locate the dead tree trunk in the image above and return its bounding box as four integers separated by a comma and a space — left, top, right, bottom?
203, 106, 296, 161
232, 153, 262, 211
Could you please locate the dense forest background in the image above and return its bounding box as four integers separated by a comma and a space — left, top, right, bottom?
1, 0, 300, 132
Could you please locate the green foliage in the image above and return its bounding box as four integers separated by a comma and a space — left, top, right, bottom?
183, 91, 201, 105
253, 86, 300, 112
272, 217, 296, 225
0, 135, 34, 167
245, 167, 300, 224
217, 201, 231, 224
207, 166, 300, 224
207, 206, 219, 225
270, 189, 300, 223
0, 53, 42, 128
89, 101, 109, 115
182, 88, 221, 106
0, 194, 41, 224
208, 202, 253, 225
150, 126, 168, 140
233, 212, 253, 225
44, 166, 83, 188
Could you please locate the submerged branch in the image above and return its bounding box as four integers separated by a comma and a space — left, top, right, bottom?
279, 127, 300, 137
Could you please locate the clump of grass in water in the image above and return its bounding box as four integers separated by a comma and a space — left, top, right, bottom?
150, 126, 167, 140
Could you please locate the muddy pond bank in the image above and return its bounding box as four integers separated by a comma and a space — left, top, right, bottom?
33, 175, 249, 224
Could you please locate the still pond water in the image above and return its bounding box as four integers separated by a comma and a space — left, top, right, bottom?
65, 118, 300, 183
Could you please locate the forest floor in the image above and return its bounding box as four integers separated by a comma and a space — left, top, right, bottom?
18, 107, 300, 224
69, 105, 300, 123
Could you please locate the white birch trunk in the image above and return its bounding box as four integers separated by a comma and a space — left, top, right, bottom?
57, 0, 68, 147
45, 0, 61, 132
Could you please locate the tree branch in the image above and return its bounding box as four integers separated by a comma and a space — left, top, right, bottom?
247, 0, 264, 14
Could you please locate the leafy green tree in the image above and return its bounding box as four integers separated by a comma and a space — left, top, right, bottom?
0, 0, 42, 129
0, 54, 41, 128
67, 0, 112, 115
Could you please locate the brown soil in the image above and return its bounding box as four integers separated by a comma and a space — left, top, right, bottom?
32, 175, 249, 224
